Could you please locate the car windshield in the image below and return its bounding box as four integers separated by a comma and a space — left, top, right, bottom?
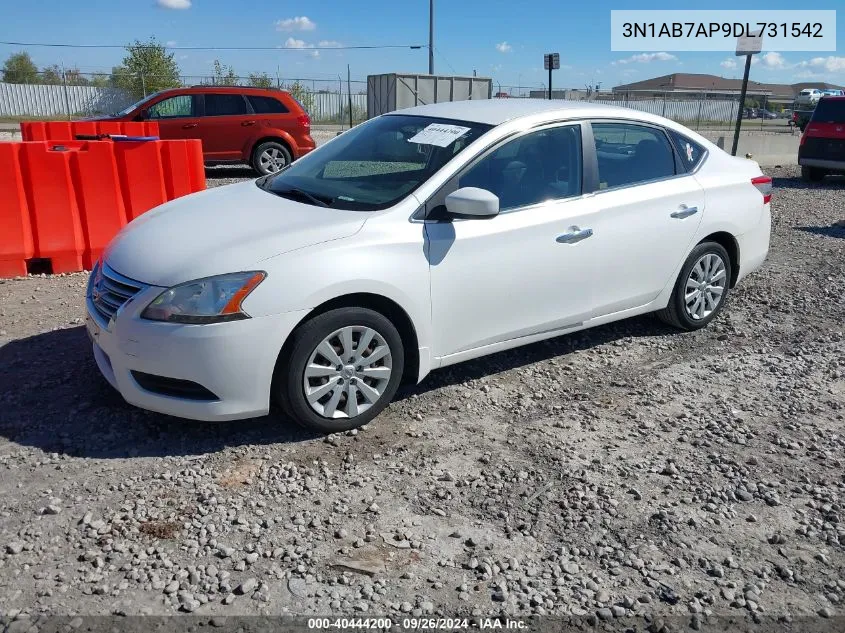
258, 114, 492, 211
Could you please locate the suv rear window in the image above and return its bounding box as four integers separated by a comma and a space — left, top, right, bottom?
204, 94, 247, 116
248, 95, 288, 114
812, 98, 845, 123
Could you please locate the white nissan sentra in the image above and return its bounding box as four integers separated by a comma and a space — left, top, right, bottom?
86, 99, 771, 432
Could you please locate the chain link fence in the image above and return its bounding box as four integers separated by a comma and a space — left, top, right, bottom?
0, 72, 368, 125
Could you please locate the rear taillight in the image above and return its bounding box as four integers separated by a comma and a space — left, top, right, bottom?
297, 114, 310, 128
751, 175, 772, 204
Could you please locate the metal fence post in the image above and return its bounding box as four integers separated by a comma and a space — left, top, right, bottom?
141, 72, 147, 98
696, 91, 703, 131
662, 91, 667, 117
60, 67, 72, 120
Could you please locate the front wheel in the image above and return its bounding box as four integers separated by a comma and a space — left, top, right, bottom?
251, 141, 292, 175
276, 308, 404, 433
657, 242, 732, 331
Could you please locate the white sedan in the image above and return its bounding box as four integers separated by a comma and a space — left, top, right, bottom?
86, 99, 771, 432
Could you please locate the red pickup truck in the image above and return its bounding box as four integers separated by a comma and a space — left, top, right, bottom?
89, 86, 316, 175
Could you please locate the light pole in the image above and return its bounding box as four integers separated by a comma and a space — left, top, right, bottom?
428, 0, 434, 75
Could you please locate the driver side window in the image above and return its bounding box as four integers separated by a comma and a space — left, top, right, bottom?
457, 124, 582, 212
147, 95, 194, 119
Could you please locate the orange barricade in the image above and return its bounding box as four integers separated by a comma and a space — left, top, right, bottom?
20, 120, 162, 140
0, 138, 205, 277
0, 144, 34, 277
20, 142, 86, 274
113, 141, 168, 221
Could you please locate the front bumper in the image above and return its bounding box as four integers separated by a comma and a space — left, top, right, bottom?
86, 284, 309, 421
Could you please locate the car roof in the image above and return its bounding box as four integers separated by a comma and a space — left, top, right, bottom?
159, 86, 288, 95
389, 98, 652, 126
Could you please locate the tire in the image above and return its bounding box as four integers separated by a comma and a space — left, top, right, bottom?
657, 241, 732, 331
276, 308, 404, 433
251, 141, 292, 176
801, 165, 826, 182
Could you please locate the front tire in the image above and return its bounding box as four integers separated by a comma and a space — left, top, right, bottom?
276, 308, 404, 433
657, 242, 732, 331
801, 165, 826, 182
251, 141, 292, 175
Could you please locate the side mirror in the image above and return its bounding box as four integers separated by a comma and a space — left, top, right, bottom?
135, 109, 149, 121
444, 187, 499, 219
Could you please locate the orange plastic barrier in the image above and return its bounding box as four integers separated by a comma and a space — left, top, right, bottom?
0, 144, 34, 277
19, 120, 161, 141
20, 142, 86, 274
0, 138, 205, 277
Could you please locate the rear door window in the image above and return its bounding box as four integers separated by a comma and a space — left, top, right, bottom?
204, 93, 248, 117
591, 122, 676, 189
248, 95, 289, 114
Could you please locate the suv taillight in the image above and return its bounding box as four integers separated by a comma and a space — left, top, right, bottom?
751, 176, 772, 204
297, 114, 310, 128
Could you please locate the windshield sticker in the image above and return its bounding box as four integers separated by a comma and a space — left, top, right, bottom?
685, 142, 694, 162
408, 124, 472, 147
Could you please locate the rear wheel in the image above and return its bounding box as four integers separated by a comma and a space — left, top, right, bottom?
276, 308, 404, 433
801, 165, 826, 182
251, 141, 292, 175
657, 242, 732, 331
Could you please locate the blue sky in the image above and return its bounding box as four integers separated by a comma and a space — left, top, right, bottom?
1, 0, 843, 91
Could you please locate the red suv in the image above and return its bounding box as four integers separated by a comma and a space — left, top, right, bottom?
94, 86, 315, 175
798, 96, 845, 182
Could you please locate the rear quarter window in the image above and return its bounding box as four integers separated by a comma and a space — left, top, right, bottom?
667, 130, 707, 172
248, 95, 289, 114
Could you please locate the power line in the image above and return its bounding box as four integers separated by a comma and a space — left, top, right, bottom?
0, 40, 424, 51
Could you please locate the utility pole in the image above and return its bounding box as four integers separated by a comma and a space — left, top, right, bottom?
428, 0, 435, 75
347, 64, 353, 129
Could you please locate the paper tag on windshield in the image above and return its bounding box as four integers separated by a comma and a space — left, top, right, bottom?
408, 124, 471, 147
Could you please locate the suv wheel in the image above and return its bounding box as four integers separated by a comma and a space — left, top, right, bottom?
276, 308, 404, 433
801, 165, 826, 182
252, 141, 292, 175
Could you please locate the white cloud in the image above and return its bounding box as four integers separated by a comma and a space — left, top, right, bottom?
156, 0, 191, 8
797, 56, 845, 73
284, 37, 308, 49
720, 58, 737, 70
318, 40, 343, 48
614, 52, 676, 65
495, 41, 512, 53
275, 16, 316, 32
165, 40, 177, 48
761, 52, 787, 69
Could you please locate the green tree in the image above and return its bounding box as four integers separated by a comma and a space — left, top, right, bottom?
211, 60, 239, 86
110, 38, 181, 99
40, 64, 62, 85
2, 51, 39, 83
285, 80, 313, 112
248, 72, 273, 89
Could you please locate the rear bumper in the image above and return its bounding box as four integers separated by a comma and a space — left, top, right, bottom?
736, 204, 771, 284
798, 157, 845, 170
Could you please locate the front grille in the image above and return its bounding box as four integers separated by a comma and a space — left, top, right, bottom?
89, 262, 146, 324
131, 371, 219, 401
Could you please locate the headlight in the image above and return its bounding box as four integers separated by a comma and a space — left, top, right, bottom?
141, 271, 266, 324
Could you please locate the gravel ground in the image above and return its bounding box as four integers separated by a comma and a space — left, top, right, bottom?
0, 166, 843, 626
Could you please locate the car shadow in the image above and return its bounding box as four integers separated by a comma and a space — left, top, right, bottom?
794, 225, 845, 239
771, 175, 845, 190
0, 327, 320, 459
394, 314, 676, 400
0, 315, 677, 459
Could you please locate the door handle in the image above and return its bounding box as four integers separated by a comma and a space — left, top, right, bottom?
556, 227, 593, 244
670, 205, 698, 219
182, 123, 198, 129
241, 120, 257, 126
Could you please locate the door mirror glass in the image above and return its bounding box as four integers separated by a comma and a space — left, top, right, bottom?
445, 187, 499, 219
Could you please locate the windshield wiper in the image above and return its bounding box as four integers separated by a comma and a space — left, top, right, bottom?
272, 187, 332, 208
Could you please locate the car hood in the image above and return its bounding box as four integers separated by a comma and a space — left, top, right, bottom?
104, 180, 368, 287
